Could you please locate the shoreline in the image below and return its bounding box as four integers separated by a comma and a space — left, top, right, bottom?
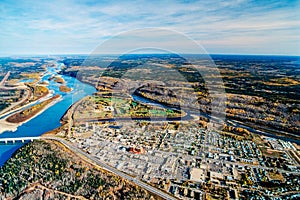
72, 113, 189, 123
0, 95, 63, 135
0, 89, 55, 120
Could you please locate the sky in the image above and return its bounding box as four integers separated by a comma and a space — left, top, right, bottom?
0, 0, 299, 55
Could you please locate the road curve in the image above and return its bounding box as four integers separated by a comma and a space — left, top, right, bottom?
42, 136, 178, 200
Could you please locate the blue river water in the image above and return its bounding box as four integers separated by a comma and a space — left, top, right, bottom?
1, 61, 298, 166
0, 63, 96, 166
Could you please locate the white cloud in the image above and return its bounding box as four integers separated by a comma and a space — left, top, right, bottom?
0, 0, 299, 55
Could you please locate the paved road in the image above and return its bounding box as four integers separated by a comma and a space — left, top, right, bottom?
0, 71, 10, 86
42, 136, 178, 200
0, 89, 30, 118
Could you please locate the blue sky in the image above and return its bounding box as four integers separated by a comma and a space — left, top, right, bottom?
0, 0, 299, 55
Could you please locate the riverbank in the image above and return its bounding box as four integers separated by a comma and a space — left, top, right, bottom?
0, 85, 30, 117
0, 61, 97, 167
133, 92, 300, 143
0, 88, 55, 120
0, 95, 62, 134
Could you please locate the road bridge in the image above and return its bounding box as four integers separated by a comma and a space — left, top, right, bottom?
0, 136, 40, 144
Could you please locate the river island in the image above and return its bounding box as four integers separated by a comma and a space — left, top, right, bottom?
0, 55, 299, 200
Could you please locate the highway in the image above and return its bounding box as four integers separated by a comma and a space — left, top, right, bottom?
0, 89, 31, 119
0, 71, 27, 90
0, 71, 10, 86
42, 136, 178, 200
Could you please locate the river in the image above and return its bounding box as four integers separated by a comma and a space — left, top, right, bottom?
0, 63, 96, 166
133, 94, 300, 145
1, 63, 298, 166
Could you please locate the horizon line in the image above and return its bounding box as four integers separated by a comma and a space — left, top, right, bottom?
1, 53, 300, 58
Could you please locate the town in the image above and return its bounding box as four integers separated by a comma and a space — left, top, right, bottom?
65, 118, 300, 199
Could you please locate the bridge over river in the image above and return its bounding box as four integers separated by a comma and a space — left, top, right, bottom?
0, 136, 40, 144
